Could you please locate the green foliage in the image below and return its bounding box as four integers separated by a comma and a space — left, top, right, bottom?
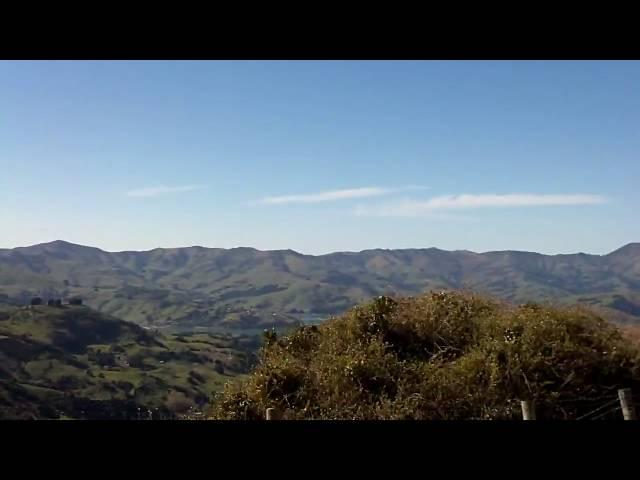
211, 291, 640, 420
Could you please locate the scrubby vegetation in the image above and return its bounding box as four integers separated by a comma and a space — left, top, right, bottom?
211, 291, 640, 420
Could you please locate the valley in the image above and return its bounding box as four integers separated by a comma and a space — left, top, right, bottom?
0, 303, 257, 419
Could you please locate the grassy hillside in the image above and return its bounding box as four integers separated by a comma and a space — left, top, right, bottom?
0, 304, 258, 419
1, 240, 640, 331
211, 292, 640, 420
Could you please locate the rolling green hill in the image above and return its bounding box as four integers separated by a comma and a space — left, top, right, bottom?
1, 240, 639, 330
0, 304, 257, 419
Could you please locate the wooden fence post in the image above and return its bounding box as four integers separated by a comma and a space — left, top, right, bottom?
266, 408, 281, 420
521, 400, 536, 420
618, 388, 636, 420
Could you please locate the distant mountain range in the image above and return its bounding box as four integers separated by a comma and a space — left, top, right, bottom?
1, 240, 639, 329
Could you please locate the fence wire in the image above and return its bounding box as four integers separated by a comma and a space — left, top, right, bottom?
558, 394, 618, 404
590, 406, 622, 421
575, 397, 621, 421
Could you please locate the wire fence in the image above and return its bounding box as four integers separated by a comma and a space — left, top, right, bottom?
541, 388, 635, 421
261, 388, 638, 421
120, 390, 639, 421
575, 397, 620, 421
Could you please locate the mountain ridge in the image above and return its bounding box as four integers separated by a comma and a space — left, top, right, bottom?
1, 240, 639, 330
2, 239, 637, 257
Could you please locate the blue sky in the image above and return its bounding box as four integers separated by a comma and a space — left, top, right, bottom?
1, 60, 638, 255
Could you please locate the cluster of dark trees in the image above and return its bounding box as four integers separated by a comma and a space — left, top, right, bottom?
30, 297, 83, 306
87, 350, 116, 367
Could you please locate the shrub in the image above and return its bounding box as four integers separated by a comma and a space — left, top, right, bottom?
210, 291, 640, 420
165, 390, 193, 413
213, 360, 225, 375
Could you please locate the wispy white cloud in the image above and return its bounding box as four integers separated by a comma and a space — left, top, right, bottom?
126, 185, 204, 198
354, 193, 608, 217
256, 186, 427, 205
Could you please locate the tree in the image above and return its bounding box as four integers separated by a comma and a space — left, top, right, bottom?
30, 297, 43, 306
214, 360, 225, 375
69, 298, 83, 306
47, 299, 55, 306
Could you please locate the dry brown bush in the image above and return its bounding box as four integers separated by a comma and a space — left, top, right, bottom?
211, 291, 640, 420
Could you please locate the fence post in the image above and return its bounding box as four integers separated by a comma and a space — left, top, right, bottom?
266, 408, 281, 420
618, 388, 636, 420
521, 400, 536, 420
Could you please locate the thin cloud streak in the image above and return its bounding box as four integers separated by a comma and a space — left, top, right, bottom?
126, 185, 205, 198
354, 193, 608, 217
257, 186, 427, 205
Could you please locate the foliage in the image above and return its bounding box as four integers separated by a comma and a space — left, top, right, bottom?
211, 291, 640, 420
